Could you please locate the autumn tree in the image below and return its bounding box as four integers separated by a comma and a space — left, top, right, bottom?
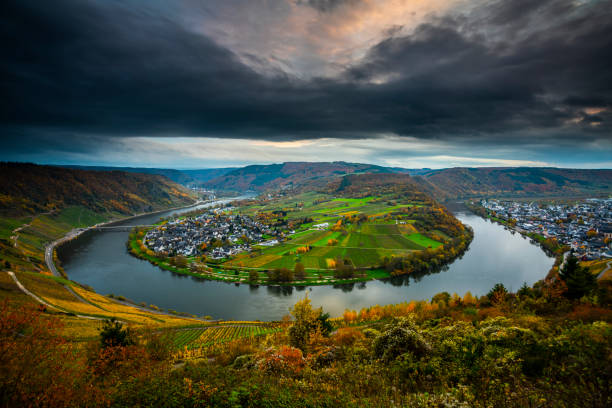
449, 292, 462, 307
288, 296, 326, 351
0, 301, 100, 406
294, 262, 306, 280
334, 257, 355, 279
270, 268, 293, 282
462, 291, 477, 305
431, 291, 450, 306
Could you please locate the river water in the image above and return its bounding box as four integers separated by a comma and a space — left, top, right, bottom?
59, 201, 554, 321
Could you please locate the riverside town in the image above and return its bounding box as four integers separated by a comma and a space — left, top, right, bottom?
478, 198, 612, 260
144, 207, 280, 259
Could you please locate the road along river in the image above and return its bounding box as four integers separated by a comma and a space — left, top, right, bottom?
58, 201, 554, 321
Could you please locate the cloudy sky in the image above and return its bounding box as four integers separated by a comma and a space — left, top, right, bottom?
1, 0, 611, 169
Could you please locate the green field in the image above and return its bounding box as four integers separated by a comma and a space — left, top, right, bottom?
220, 193, 442, 273
128, 190, 468, 286
406, 233, 442, 249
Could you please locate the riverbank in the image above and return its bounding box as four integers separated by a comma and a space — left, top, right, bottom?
47, 198, 226, 265
41, 199, 230, 319
45, 199, 208, 279
127, 223, 473, 287
128, 230, 384, 286
59, 210, 553, 320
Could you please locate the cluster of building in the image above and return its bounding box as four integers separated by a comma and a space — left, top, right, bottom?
480, 198, 612, 260
144, 208, 276, 259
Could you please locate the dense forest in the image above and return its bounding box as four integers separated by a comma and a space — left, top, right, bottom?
327, 173, 426, 198
0, 163, 195, 216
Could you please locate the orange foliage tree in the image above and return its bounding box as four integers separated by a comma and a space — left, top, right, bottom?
0, 301, 103, 407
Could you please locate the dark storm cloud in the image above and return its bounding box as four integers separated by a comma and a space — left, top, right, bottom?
298, 0, 360, 13
1, 0, 611, 155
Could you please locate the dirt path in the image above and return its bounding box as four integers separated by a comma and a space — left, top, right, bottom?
7, 271, 106, 321
598, 260, 612, 280
11, 210, 56, 248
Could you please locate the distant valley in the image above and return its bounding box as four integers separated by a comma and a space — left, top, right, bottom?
58, 162, 612, 201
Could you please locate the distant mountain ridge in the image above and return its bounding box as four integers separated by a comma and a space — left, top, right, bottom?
203, 161, 410, 192
413, 167, 612, 199
0, 162, 196, 216
204, 162, 611, 199
59, 163, 430, 189
44, 162, 612, 201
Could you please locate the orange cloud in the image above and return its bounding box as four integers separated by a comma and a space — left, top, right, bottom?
194, 0, 463, 78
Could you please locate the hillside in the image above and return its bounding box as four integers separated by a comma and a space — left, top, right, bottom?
61, 165, 237, 186
203, 161, 400, 192
3, 270, 611, 407
0, 162, 196, 216
328, 173, 429, 200
203, 164, 612, 200
414, 167, 612, 200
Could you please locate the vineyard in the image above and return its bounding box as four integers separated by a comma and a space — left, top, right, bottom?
172, 325, 281, 350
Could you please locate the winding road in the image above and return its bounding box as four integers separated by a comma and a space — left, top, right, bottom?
7, 271, 106, 321
598, 259, 612, 279
41, 202, 220, 322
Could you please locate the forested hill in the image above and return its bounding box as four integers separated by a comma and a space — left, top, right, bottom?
203, 161, 401, 192
327, 173, 431, 201
0, 162, 196, 216
203, 163, 612, 199
61, 165, 237, 186
414, 167, 612, 200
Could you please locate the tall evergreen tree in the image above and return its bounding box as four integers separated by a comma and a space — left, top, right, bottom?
559, 255, 597, 299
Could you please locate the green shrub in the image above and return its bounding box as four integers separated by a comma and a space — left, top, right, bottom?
373, 317, 431, 361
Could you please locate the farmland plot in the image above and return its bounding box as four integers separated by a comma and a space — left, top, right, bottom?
172, 325, 280, 349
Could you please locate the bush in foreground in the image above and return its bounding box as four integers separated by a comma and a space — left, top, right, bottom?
3, 279, 612, 407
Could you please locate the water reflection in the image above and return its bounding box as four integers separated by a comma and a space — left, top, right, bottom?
60, 203, 554, 321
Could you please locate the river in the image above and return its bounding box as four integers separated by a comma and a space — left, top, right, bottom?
59, 201, 554, 321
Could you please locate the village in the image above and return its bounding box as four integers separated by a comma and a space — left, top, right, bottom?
144, 207, 278, 259
479, 198, 612, 260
